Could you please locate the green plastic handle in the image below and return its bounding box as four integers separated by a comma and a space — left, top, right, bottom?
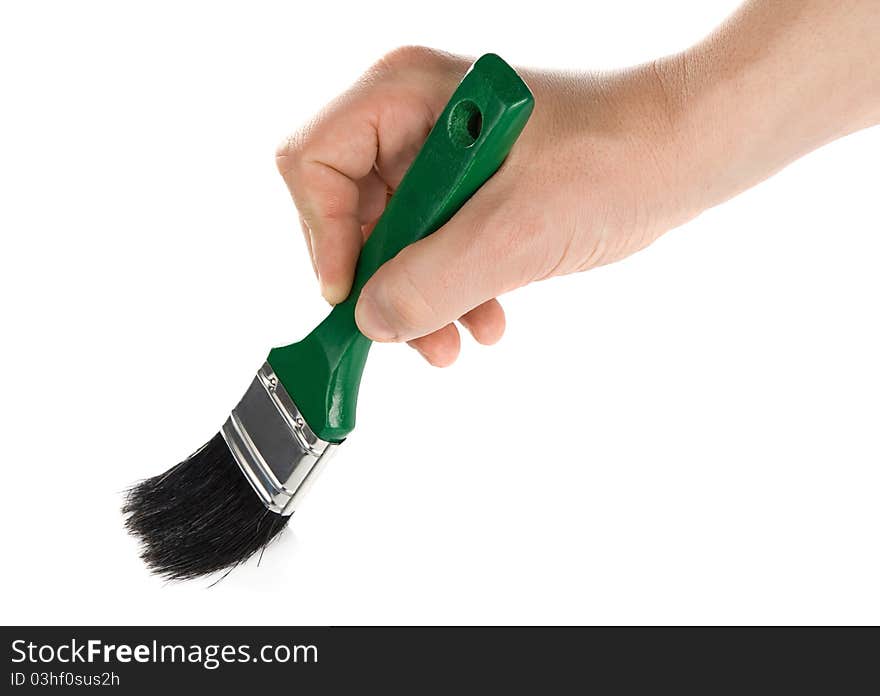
268, 54, 534, 442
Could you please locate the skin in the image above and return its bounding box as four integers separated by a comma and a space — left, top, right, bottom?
276, 0, 880, 367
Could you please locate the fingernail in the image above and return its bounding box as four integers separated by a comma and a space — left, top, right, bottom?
320, 281, 348, 305
304, 224, 319, 279
355, 294, 397, 341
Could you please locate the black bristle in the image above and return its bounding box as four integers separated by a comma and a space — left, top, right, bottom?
123, 432, 290, 580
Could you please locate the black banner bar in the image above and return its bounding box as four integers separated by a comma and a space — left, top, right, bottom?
2, 626, 876, 692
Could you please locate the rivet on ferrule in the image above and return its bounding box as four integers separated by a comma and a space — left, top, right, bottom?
220, 363, 339, 516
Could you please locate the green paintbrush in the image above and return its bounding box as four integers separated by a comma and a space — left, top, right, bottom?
124, 54, 534, 579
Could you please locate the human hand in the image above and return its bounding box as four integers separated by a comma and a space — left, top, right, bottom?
277, 2, 880, 366
277, 46, 690, 365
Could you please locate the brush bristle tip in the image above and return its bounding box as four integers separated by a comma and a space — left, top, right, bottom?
123, 432, 290, 581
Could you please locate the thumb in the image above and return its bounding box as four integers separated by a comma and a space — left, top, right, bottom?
354, 184, 533, 342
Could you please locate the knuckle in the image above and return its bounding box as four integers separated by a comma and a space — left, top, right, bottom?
362, 46, 462, 97
375, 45, 435, 73
310, 189, 349, 223
383, 263, 438, 333
274, 129, 308, 178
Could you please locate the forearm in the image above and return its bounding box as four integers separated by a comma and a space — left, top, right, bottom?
659, 0, 880, 218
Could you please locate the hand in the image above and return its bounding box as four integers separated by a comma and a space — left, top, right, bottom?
277, 1, 880, 366
276, 47, 689, 365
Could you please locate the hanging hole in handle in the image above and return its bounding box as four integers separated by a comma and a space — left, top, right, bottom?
448, 100, 482, 148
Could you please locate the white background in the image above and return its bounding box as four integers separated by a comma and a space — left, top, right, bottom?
1, 0, 877, 625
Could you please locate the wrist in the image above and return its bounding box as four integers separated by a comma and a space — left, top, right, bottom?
649, 47, 808, 223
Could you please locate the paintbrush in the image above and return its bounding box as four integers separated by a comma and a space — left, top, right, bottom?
123, 54, 534, 579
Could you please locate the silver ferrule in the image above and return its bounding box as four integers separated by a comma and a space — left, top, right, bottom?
220, 363, 339, 516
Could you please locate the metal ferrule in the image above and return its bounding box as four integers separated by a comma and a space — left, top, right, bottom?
220, 363, 339, 516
